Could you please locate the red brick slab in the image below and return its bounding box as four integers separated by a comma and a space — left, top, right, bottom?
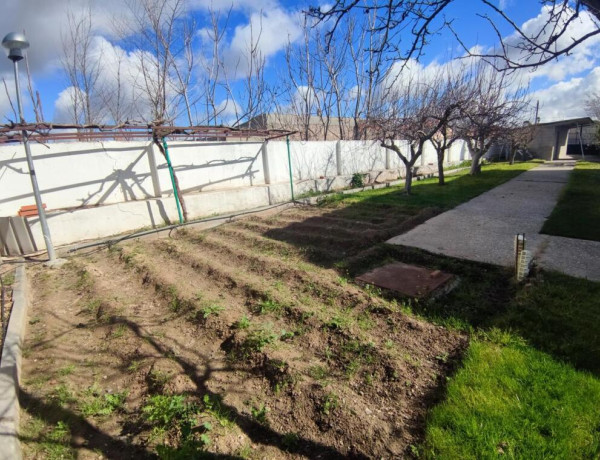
356, 262, 454, 298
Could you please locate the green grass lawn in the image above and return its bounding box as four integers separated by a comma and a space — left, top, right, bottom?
346, 246, 600, 459
323, 162, 600, 458
423, 337, 600, 459
541, 161, 600, 241
321, 160, 540, 211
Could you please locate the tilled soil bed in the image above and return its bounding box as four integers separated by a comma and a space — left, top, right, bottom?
20, 203, 466, 459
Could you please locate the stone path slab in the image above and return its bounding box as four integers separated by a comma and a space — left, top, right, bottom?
387, 163, 600, 282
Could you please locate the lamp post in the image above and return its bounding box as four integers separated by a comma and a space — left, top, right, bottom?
2, 32, 58, 263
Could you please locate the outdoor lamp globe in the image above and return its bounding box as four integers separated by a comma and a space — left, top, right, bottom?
2, 32, 30, 62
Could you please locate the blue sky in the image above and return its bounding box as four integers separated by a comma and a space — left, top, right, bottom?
1, 0, 599, 124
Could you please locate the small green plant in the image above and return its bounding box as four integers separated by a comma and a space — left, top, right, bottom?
325, 313, 351, 330
81, 386, 128, 416
58, 364, 76, 377
111, 323, 127, 339
166, 286, 183, 312
384, 340, 394, 349
198, 303, 225, 319
203, 394, 234, 427
280, 329, 295, 341
350, 173, 365, 188
2, 272, 15, 286
75, 268, 92, 290
236, 443, 253, 459
83, 298, 102, 315
143, 394, 191, 427
146, 369, 172, 394
282, 432, 300, 451
234, 315, 251, 329
250, 403, 269, 425
308, 365, 329, 381
357, 312, 375, 331
127, 359, 143, 373
50, 384, 75, 407
256, 298, 283, 315
240, 325, 278, 356
46, 421, 70, 443
435, 352, 449, 363
321, 392, 338, 415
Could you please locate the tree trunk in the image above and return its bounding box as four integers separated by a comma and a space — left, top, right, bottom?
509, 144, 517, 165
404, 165, 413, 194
437, 150, 445, 185
470, 153, 483, 175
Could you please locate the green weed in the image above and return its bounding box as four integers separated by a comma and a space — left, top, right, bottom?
80, 385, 127, 416
57, 364, 76, 377
282, 432, 300, 451
111, 323, 127, 339
250, 403, 269, 425
308, 365, 329, 381
256, 298, 283, 315
321, 392, 338, 415
234, 315, 251, 330
203, 394, 234, 427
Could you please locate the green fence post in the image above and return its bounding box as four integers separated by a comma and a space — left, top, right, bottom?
161, 137, 184, 224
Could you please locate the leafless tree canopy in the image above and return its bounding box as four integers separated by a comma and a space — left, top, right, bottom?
309, 1, 600, 71
370, 66, 470, 192
455, 63, 530, 174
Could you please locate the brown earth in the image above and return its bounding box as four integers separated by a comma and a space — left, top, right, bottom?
20, 202, 466, 459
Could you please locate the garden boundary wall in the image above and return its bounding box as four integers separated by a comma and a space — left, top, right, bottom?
0, 139, 470, 248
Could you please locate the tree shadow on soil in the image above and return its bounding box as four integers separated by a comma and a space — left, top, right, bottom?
20, 311, 366, 460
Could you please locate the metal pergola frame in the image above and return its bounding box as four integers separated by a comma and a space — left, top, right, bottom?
0, 122, 295, 144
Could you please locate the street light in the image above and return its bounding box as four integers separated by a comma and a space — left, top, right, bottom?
2, 32, 59, 263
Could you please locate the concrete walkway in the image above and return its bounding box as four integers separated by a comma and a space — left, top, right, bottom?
387, 162, 600, 282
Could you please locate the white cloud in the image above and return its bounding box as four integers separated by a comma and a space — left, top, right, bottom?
222, 7, 303, 79
0, 0, 134, 75
53, 86, 84, 123
532, 67, 600, 122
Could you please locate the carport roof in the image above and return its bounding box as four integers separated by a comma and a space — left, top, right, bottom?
536, 117, 595, 129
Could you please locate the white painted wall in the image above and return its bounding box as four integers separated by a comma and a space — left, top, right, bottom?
1, 138, 471, 248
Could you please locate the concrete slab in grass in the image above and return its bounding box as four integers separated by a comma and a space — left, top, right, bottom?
356, 262, 455, 298
0, 265, 27, 460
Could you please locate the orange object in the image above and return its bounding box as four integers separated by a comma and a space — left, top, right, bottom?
18, 204, 46, 217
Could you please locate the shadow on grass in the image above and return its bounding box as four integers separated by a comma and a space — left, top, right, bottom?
344, 244, 600, 375
260, 162, 600, 376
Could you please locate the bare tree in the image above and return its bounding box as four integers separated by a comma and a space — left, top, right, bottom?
96, 46, 138, 124
585, 92, 600, 120
430, 65, 472, 185
117, 0, 197, 123
456, 63, 529, 175
371, 72, 461, 194
228, 16, 271, 127
61, 6, 103, 124
309, 1, 600, 71
198, 7, 230, 125
507, 123, 536, 165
